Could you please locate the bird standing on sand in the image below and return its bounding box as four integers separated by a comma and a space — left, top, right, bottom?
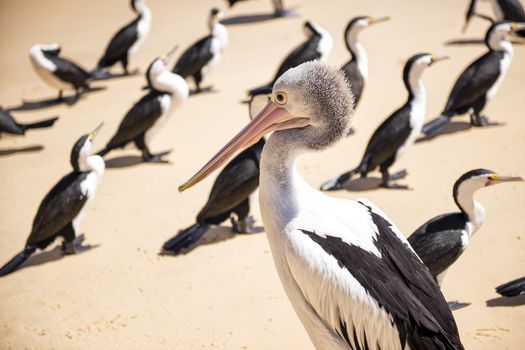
408, 169, 522, 293
179, 61, 463, 350
0, 124, 105, 277
463, 0, 525, 36
29, 44, 92, 101
423, 21, 525, 136
98, 54, 188, 163
172, 8, 228, 94
225, 0, 291, 17
248, 21, 332, 96
320, 53, 448, 191
92, 0, 151, 79
0, 106, 58, 137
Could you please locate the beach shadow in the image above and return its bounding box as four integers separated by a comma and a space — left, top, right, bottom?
17, 243, 99, 272
7, 86, 106, 112
221, 13, 279, 26
486, 294, 525, 307
416, 121, 471, 143
90, 69, 140, 81
444, 38, 485, 46
105, 155, 144, 169
331, 176, 410, 192
0, 145, 44, 156
160, 225, 264, 256
189, 86, 218, 96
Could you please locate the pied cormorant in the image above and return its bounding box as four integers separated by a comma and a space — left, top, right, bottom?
98, 54, 188, 163
320, 53, 448, 191
464, 0, 525, 36
29, 44, 91, 100
172, 8, 228, 94
423, 21, 525, 136
0, 124, 105, 277
0, 106, 58, 137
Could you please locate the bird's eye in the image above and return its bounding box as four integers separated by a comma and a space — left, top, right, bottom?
274, 92, 288, 105
488, 175, 497, 181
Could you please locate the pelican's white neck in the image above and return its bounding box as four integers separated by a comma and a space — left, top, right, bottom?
346, 30, 368, 80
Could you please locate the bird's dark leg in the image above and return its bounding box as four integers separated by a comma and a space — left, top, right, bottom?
230, 199, 257, 233
389, 169, 408, 181
57, 90, 63, 101
192, 72, 203, 94
470, 113, 502, 127
121, 56, 129, 75
135, 134, 171, 164
60, 223, 78, 254
380, 167, 409, 190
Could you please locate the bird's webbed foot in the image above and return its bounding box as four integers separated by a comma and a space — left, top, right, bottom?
380, 181, 410, 190
389, 169, 408, 181
231, 215, 257, 233
62, 234, 95, 254
470, 114, 504, 127
142, 150, 172, 164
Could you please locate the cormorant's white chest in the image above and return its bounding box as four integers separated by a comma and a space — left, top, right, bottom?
72, 170, 103, 232
317, 34, 333, 62
144, 94, 172, 145
397, 92, 426, 158
202, 37, 222, 76
487, 51, 511, 100
129, 11, 151, 56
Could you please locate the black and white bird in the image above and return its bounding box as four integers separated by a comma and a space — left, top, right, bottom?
320, 53, 448, 191
409, 169, 522, 288
92, 0, 151, 78
341, 16, 389, 110
0, 106, 58, 137
248, 21, 333, 96
496, 276, 525, 297
172, 8, 228, 94
30, 44, 92, 100
98, 54, 188, 163
423, 21, 525, 136
464, 0, 525, 36
179, 61, 463, 350
0, 124, 105, 277
225, 0, 291, 17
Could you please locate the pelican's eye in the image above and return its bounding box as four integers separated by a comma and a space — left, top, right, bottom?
274, 91, 288, 105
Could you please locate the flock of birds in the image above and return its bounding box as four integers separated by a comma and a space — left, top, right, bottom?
1, 0, 525, 349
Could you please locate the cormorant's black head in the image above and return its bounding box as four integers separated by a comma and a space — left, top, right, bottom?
402, 53, 448, 95
344, 16, 389, 55
40, 43, 61, 57
453, 168, 523, 211
485, 21, 525, 50
70, 124, 103, 172
209, 7, 223, 21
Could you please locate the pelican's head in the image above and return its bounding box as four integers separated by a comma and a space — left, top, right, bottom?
486, 21, 525, 50
179, 61, 353, 192
71, 123, 104, 173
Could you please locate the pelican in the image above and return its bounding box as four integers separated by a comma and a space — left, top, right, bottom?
178, 62, 463, 349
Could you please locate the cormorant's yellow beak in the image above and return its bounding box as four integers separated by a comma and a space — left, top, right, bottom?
486, 174, 523, 186
430, 55, 449, 65
88, 122, 104, 141
369, 16, 390, 25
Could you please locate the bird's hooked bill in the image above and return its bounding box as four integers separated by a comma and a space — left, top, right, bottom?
431, 55, 449, 64
89, 122, 104, 141
487, 174, 524, 186
178, 101, 309, 192
369, 16, 390, 25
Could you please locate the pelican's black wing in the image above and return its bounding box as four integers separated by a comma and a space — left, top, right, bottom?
197, 139, 264, 223
98, 17, 140, 68
443, 51, 502, 116
46, 54, 91, 89
272, 35, 322, 82
299, 202, 463, 350
172, 36, 213, 78
106, 92, 162, 149
408, 213, 468, 278
341, 60, 364, 106
27, 172, 88, 245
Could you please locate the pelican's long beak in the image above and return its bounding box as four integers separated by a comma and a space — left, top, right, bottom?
369, 16, 390, 25
487, 174, 524, 186
88, 122, 104, 141
430, 55, 449, 65
179, 102, 309, 192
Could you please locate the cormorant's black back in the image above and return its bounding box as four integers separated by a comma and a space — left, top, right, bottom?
45, 54, 91, 89
443, 51, 502, 117
360, 103, 412, 172
408, 212, 468, 278
273, 35, 322, 82
196, 139, 264, 224
106, 92, 163, 149
172, 36, 214, 78
341, 60, 364, 106
27, 172, 89, 246
98, 17, 140, 68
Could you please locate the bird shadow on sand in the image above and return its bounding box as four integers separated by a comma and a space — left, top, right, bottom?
415, 121, 472, 143
90, 69, 140, 81
189, 86, 219, 96
0, 145, 44, 157
16, 243, 100, 273
7, 86, 106, 112
486, 294, 525, 307
159, 225, 264, 256
330, 176, 411, 192
445, 37, 523, 46
105, 153, 172, 169
221, 7, 299, 26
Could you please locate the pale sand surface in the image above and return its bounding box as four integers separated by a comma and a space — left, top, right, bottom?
0, 0, 524, 349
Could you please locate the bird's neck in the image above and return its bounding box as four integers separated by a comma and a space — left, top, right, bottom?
454, 185, 486, 235
135, 2, 151, 20
489, 38, 514, 57
210, 21, 228, 50
29, 49, 55, 72
152, 71, 189, 101
346, 31, 368, 80
405, 68, 426, 104
79, 155, 105, 179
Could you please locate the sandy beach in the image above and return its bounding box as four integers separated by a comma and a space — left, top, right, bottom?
0, 0, 524, 348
